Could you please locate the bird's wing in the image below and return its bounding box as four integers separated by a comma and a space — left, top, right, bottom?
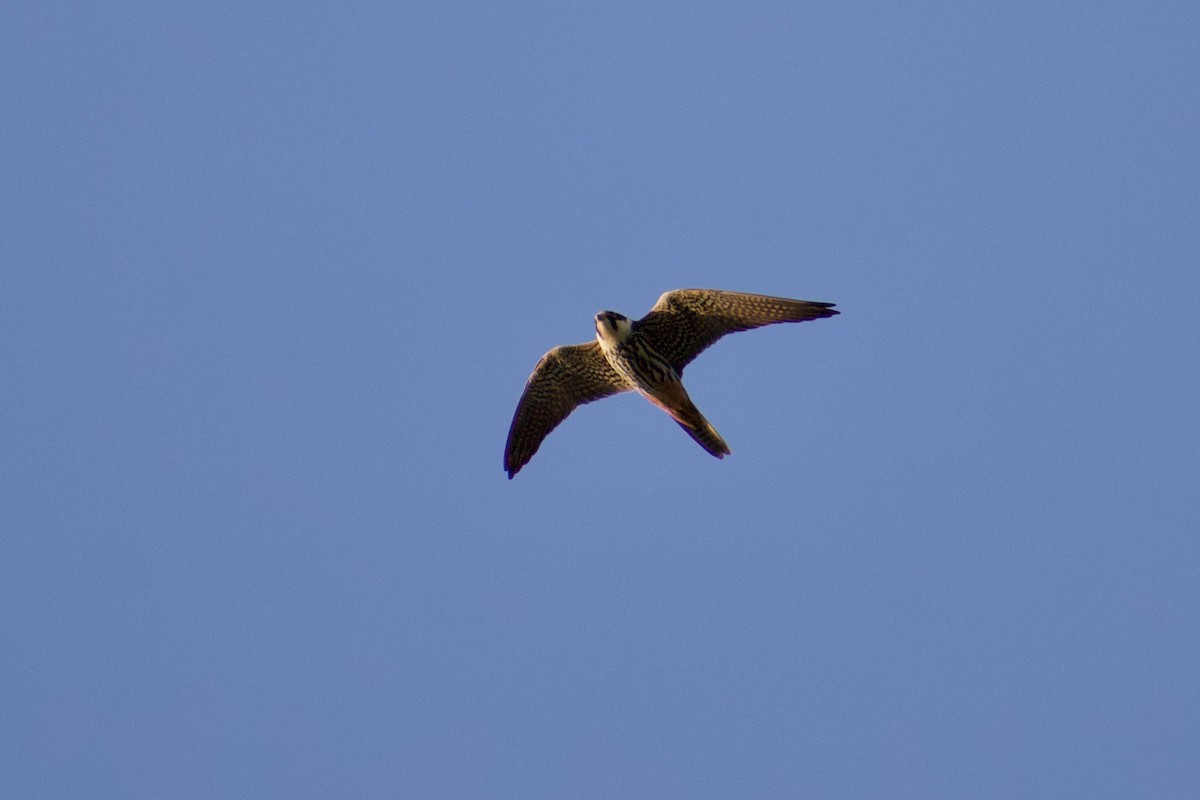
504, 342, 631, 478
635, 289, 839, 373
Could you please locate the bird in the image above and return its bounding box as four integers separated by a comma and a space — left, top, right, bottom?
503, 289, 839, 478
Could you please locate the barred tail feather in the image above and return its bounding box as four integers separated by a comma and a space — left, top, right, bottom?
663, 402, 730, 459
641, 383, 732, 460
676, 414, 731, 459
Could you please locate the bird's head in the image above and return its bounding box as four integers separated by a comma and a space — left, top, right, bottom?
594, 311, 632, 346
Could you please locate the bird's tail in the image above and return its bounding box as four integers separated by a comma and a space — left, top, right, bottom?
671, 403, 731, 459
642, 382, 731, 459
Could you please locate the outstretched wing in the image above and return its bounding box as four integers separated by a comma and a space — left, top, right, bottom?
504, 342, 631, 478
634, 289, 839, 373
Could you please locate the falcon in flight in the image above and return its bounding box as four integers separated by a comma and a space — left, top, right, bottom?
504, 289, 839, 478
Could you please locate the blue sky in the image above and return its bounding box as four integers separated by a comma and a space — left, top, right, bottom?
3, 2, 1198, 797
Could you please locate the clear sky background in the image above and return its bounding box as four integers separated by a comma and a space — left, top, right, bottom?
3, 2, 1198, 798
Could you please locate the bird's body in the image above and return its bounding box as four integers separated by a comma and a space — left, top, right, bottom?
593, 309, 731, 459
504, 289, 838, 478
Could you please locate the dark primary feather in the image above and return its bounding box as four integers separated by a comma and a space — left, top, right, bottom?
503, 342, 631, 478
634, 289, 839, 373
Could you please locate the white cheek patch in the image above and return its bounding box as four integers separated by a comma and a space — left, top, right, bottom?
595, 314, 630, 348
